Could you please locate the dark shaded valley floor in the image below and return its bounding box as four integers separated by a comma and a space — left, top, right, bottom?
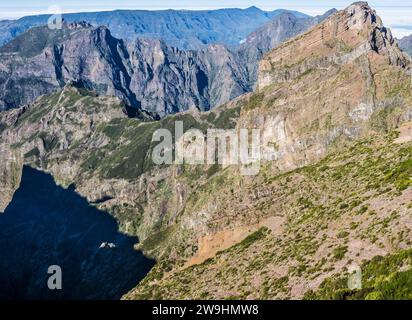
0, 166, 154, 300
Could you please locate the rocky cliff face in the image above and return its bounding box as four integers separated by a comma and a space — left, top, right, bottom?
0, 11, 333, 116
125, 2, 412, 299
0, 23, 252, 116
258, 2, 409, 89
126, 39, 250, 115
251, 1, 411, 172
0, 23, 134, 111
238, 9, 337, 87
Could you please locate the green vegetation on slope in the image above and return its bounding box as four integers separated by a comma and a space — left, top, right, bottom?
304, 249, 412, 300
81, 108, 240, 180
126, 133, 412, 300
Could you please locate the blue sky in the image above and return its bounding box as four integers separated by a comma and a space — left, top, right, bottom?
1, 1, 412, 37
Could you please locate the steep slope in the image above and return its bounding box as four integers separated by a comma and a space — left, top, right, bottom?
0, 22, 249, 115
399, 34, 412, 57
304, 248, 412, 300
0, 11, 332, 115
124, 2, 412, 299
238, 9, 337, 86
0, 23, 137, 112
127, 134, 412, 299
0, 7, 309, 50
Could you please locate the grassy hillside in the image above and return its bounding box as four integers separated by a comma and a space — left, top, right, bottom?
126, 132, 412, 299
304, 249, 412, 300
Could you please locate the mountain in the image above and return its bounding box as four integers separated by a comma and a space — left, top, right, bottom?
240, 8, 337, 55
238, 9, 338, 87
0, 2, 411, 300
0, 7, 309, 50
399, 34, 412, 57
0, 22, 248, 116
0, 11, 334, 115
122, 2, 409, 299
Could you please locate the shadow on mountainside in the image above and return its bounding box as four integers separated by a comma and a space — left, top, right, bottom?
0, 166, 155, 300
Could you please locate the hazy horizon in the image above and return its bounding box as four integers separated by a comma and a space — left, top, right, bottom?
1, 1, 412, 37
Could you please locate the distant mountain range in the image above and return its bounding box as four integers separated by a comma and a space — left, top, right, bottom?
0, 7, 309, 50
399, 34, 412, 57
0, 9, 335, 116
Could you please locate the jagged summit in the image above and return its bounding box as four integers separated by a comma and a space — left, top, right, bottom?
66, 21, 94, 30
343, 1, 396, 51
258, 2, 410, 89
0, 20, 95, 59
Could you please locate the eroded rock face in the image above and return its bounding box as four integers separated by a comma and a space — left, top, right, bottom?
0, 145, 22, 212
126, 39, 249, 116
0, 22, 250, 116
238, 10, 337, 88
0, 24, 136, 112
246, 2, 411, 172
258, 1, 410, 90
0, 11, 335, 117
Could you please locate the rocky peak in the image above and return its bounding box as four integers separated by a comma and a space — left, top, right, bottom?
245, 6, 261, 13
258, 2, 411, 89
239, 2, 412, 180
345, 2, 379, 27
343, 2, 396, 53
66, 21, 93, 30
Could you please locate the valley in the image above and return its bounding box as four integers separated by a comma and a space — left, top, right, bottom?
0, 166, 154, 299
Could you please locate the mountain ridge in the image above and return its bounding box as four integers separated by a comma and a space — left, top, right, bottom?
0, 11, 335, 115
399, 34, 412, 57
0, 7, 310, 50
